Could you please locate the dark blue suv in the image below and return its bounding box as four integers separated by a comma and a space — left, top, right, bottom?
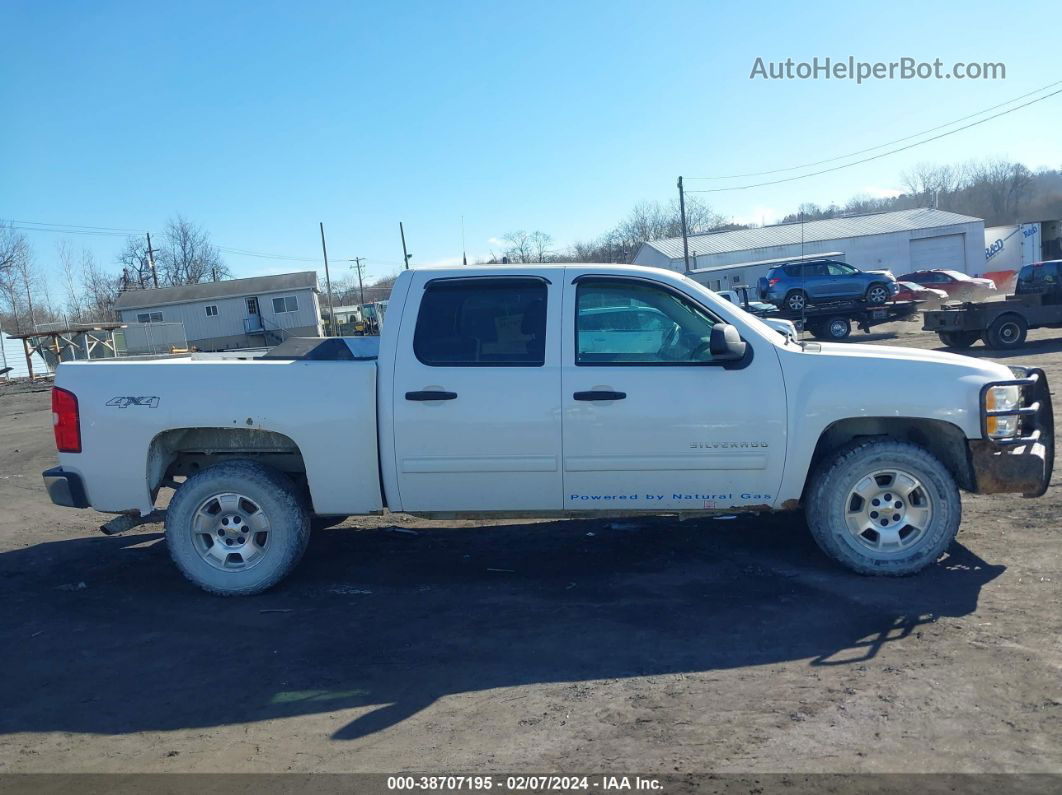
758, 259, 898, 312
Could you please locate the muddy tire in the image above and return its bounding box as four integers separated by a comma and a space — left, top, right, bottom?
166, 461, 311, 596
938, 330, 981, 349
805, 440, 961, 576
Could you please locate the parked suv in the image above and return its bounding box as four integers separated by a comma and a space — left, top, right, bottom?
758, 259, 898, 311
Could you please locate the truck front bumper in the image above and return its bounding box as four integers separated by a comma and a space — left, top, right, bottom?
42, 467, 90, 509
970, 367, 1054, 497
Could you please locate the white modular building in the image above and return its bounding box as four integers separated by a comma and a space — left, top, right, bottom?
113, 271, 323, 351
633, 208, 985, 291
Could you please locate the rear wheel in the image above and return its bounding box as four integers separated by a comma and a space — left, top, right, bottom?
784, 290, 808, 312
938, 330, 980, 349
985, 314, 1028, 350
806, 440, 961, 576
865, 283, 890, 305
166, 461, 311, 596
811, 316, 852, 340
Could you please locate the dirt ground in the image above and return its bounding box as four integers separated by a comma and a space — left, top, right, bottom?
1, 324, 1060, 775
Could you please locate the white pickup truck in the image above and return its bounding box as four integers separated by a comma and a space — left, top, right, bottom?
43, 264, 1054, 595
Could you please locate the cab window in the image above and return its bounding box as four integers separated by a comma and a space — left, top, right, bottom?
413, 278, 547, 366
576, 280, 719, 364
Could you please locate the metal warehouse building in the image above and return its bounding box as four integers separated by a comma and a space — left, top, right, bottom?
113, 271, 322, 351
632, 208, 985, 291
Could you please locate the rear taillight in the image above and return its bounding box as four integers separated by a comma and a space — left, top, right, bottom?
52, 387, 81, 453
768, 278, 781, 286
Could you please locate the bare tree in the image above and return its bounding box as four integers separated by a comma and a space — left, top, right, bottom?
81, 250, 121, 321
116, 235, 155, 288
58, 241, 85, 323
156, 215, 229, 285
965, 159, 1033, 222
502, 230, 535, 263
902, 162, 963, 208
529, 231, 553, 262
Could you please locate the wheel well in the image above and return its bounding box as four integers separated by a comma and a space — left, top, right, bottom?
148, 427, 307, 497
807, 417, 974, 494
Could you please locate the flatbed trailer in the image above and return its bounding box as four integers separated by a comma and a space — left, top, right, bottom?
775, 299, 921, 340
923, 293, 1062, 350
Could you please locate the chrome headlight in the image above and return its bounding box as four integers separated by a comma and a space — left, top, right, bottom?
985, 384, 1021, 439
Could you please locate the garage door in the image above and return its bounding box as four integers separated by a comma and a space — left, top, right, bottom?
910, 234, 965, 272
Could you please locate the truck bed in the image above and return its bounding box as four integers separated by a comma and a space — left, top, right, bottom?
54, 356, 382, 516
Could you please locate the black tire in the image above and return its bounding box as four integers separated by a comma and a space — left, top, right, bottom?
784, 290, 808, 312
865, 282, 889, 306
814, 316, 852, 340
985, 313, 1028, 350
938, 330, 981, 349
166, 460, 311, 596
805, 440, 961, 576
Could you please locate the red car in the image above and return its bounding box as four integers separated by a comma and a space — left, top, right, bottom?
893, 280, 948, 304
897, 269, 997, 302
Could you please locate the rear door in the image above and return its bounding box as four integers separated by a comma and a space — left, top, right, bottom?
560, 271, 787, 512
802, 261, 830, 300
391, 272, 562, 512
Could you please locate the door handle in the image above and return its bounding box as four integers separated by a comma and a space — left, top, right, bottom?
573, 390, 626, 401
405, 390, 458, 401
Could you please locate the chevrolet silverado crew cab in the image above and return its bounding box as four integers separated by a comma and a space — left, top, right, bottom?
43, 264, 1054, 596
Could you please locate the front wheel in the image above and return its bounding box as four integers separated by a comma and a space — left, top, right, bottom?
865, 283, 890, 305
166, 461, 311, 596
938, 330, 981, 349
805, 440, 961, 576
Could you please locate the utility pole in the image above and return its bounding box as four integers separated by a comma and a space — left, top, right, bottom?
352, 257, 366, 307
319, 222, 337, 337
400, 222, 412, 269
146, 232, 159, 288
677, 176, 691, 273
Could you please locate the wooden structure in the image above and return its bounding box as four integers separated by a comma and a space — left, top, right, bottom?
7, 322, 125, 381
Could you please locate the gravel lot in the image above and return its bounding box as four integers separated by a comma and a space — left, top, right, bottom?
1, 326, 1059, 775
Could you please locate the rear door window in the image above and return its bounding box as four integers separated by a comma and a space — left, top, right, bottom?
413, 278, 547, 366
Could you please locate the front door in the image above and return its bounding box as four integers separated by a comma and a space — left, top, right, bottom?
246, 297, 262, 330
391, 272, 562, 512
561, 272, 787, 512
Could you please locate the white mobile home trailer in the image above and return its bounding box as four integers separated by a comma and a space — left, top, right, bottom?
113, 271, 323, 351
634, 208, 985, 287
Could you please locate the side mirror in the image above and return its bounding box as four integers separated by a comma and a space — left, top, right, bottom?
709, 323, 747, 360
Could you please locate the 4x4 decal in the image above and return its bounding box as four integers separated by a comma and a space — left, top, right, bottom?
106, 396, 161, 409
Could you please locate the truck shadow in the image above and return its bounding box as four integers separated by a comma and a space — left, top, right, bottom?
0, 514, 1003, 742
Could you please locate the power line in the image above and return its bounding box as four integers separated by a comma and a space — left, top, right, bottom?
685, 79, 1062, 182
7, 219, 411, 267
6, 219, 144, 233
686, 87, 1062, 194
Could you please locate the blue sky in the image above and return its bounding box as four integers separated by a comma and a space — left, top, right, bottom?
2, 0, 1060, 285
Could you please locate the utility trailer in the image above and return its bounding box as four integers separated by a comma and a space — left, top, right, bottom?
775, 299, 921, 340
